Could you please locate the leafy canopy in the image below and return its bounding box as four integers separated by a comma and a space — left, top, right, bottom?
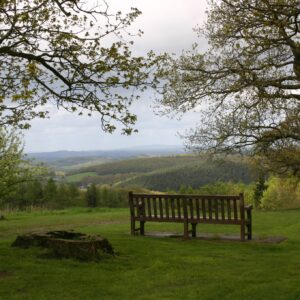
158, 0, 300, 175
0, 0, 156, 134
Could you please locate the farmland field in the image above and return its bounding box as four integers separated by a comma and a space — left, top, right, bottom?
0, 208, 300, 299
66, 172, 98, 183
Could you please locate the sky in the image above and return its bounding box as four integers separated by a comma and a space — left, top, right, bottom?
24, 0, 208, 153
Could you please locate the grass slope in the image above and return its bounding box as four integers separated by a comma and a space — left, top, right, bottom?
68, 155, 198, 176
1, 208, 300, 299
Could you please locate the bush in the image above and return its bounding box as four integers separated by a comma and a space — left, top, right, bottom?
178, 182, 255, 205
261, 176, 300, 209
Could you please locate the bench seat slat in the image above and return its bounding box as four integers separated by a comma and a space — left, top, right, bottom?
135, 216, 242, 225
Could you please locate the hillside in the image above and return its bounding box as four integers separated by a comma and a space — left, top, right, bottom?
114, 159, 252, 190
27, 145, 186, 170
67, 155, 254, 191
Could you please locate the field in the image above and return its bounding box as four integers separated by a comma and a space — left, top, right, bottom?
1, 208, 300, 299
66, 172, 98, 183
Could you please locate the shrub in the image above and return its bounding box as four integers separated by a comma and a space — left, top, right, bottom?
261, 176, 300, 209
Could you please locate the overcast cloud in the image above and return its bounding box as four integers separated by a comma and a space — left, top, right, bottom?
24, 0, 208, 153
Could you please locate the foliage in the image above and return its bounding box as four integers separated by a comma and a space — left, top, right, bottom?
261, 176, 300, 209
0, 127, 44, 204
2, 179, 134, 209
3, 179, 84, 210
178, 182, 255, 205
158, 0, 300, 175
253, 173, 267, 208
0, 0, 157, 133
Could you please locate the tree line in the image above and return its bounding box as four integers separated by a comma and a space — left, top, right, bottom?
1, 179, 134, 211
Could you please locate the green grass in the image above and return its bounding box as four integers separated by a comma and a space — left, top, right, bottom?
1, 208, 300, 299
66, 172, 98, 183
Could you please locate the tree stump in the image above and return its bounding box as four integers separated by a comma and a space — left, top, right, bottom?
0, 215, 5, 221
11, 230, 114, 261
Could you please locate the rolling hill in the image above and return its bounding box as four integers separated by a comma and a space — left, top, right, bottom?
26, 145, 186, 170
66, 155, 254, 191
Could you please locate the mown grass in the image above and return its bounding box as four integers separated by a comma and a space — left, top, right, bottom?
1, 208, 300, 300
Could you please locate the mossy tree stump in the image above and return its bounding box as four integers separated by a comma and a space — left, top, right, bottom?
11, 230, 114, 261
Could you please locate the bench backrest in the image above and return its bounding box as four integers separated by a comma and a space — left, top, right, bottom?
129, 192, 245, 224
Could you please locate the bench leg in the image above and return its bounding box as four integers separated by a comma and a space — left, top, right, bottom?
247, 222, 252, 240
130, 217, 135, 236
191, 223, 197, 238
240, 223, 246, 241
140, 221, 145, 235
184, 221, 189, 239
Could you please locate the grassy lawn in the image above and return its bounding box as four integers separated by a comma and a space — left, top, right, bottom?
1, 208, 300, 299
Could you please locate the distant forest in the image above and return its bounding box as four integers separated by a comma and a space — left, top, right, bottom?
66, 155, 254, 191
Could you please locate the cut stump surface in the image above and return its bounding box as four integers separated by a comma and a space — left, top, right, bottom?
11, 230, 114, 261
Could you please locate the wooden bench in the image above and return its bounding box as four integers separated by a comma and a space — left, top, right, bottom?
129, 192, 253, 241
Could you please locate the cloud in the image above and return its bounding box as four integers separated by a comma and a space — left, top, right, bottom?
23, 0, 208, 152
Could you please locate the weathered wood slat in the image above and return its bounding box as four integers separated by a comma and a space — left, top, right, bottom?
233, 199, 238, 220
153, 197, 157, 218
208, 199, 212, 220
132, 193, 241, 200
177, 198, 181, 219
196, 198, 200, 220
159, 196, 163, 218
215, 200, 219, 221
221, 199, 225, 221
141, 198, 145, 217
135, 216, 242, 225
165, 197, 169, 219
189, 198, 194, 220
202, 198, 206, 219
227, 199, 231, 220
171, 199, 175, 219
147, 197, 151, 218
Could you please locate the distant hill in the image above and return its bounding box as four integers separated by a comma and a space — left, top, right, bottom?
66, 155, 254, 191
26, 145, 186, 169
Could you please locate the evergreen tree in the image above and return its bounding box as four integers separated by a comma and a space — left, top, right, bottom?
86, 184, 98, 208
253, 173, 267, 208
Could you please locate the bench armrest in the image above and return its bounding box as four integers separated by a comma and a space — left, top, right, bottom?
245, 205, 253, 210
